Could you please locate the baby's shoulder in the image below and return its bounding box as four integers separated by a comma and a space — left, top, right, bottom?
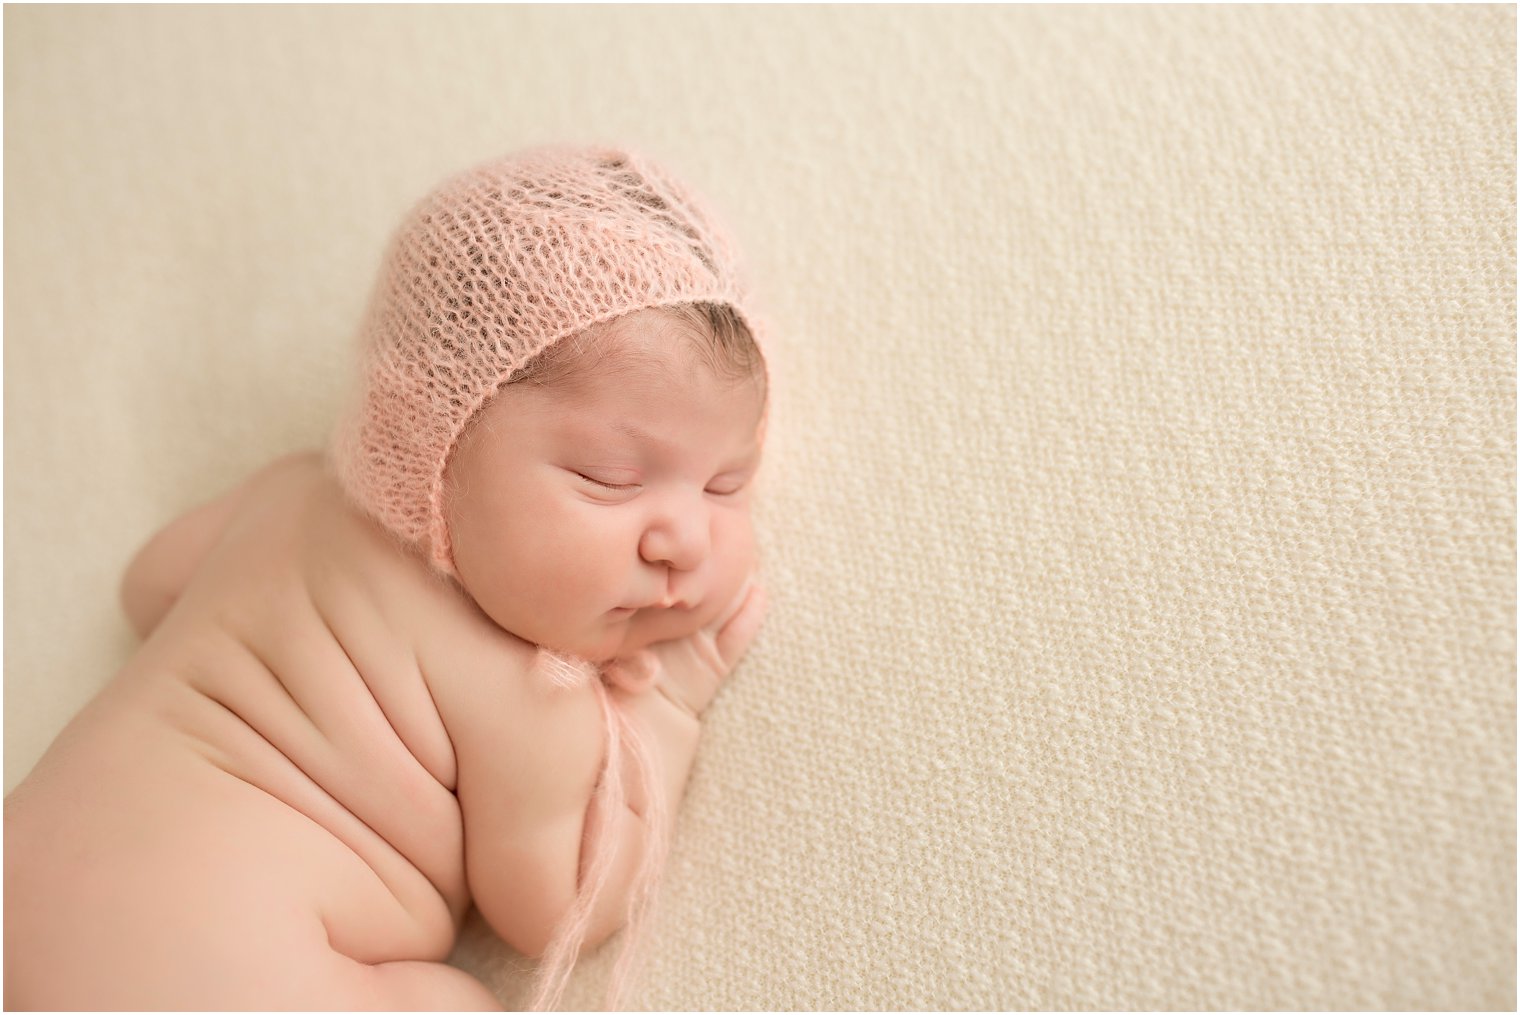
286, 463, 540, 725
373, 549, 539, 714
218, 452, 531, 684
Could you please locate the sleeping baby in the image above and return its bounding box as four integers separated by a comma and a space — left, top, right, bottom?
3, 145, 770, 1011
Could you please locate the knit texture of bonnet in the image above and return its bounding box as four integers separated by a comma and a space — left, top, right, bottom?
330, 144, 755, 575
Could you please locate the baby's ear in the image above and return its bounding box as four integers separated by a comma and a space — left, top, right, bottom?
601, 650, 659, 694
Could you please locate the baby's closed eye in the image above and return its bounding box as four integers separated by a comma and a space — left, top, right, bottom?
575, 471, 640, 492
704, 476, 750, 496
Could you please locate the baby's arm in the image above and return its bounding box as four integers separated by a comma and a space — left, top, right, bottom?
442, 652, 606, 960
438, 582, 766, 959
119, 451, 318, 637
579, 581, 769, 941
564, 579, 769, 949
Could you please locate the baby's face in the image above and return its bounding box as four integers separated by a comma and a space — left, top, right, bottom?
444, 310, 765, 663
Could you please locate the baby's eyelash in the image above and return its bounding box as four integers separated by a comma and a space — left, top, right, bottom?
706, 473, 753, 496
577, 472, 636, 491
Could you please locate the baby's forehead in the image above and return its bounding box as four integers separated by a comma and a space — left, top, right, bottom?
528, 360, 763, 453
549, 357, 765, 429
551, 315, 761, 396
485, 306, 768, 453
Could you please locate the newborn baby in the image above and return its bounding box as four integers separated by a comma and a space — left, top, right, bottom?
4, 147, 769, 1011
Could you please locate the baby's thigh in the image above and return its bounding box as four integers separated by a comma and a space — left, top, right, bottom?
15, 913, 499, 1011
99, 924, 504, 1011
7, 749, 458, 1009
367, 959, 504, 1011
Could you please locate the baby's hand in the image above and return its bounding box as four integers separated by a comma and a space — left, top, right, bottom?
603, 579, 767, 718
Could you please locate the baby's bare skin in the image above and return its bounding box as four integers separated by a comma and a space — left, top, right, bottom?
5, 454, 535, 1007
5, 453, 656, 1010
5, 311, 767, 1010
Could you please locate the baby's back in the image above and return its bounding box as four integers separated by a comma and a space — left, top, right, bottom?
4, 453, 529, 1008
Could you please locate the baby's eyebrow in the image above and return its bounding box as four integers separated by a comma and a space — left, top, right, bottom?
560, 420, 663, 450
575, 420, 761, 465
722, 443, 764, 472
609, 420, 665, 447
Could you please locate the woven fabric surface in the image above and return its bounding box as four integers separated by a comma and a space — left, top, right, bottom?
4, 6, 1514, 1009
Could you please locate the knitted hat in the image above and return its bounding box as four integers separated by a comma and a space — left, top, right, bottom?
329, 145, 760, 576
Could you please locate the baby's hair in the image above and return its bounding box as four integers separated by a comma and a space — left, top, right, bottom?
508, 301, 765, 394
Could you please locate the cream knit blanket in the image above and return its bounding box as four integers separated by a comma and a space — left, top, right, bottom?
5, 6, 1513, 1009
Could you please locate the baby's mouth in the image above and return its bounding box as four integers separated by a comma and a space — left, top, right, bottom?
618, 596, 695, 613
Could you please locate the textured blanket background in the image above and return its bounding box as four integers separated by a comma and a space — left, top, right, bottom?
5, 6, 1514, 1010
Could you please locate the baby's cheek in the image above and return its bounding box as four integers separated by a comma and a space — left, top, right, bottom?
714, 511, 759, 591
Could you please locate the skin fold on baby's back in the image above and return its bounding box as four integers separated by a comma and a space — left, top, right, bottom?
4, 453, 556, 1008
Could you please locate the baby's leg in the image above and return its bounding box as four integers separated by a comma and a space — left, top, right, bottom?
366, 958, 504, 1011
8, 853, 503, 1010
220, 939, 501, 1011
7, 729, 500, 1011
142, 921, 504, 1010
147, 937, 503, 1011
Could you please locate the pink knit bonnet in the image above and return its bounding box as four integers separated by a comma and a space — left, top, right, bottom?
330, 145, 761, 575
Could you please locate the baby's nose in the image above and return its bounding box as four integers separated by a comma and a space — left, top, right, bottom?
640, 511, 710, 572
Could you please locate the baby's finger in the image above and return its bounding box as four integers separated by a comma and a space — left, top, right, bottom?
602, 650, 659, 694
713, 582, 768, 671
706, 574, 758, 636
